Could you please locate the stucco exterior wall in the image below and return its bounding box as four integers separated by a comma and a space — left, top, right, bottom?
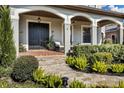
10, 5, 123, 23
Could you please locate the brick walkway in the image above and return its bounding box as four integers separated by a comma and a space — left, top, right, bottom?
19, 50, 64, 57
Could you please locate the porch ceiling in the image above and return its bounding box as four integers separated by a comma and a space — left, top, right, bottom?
98, 20, 118, 27
20, 10, 63, 19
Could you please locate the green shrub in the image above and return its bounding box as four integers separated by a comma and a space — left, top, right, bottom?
0, 66, 12, 78
69, 79, 86, 88
0, 47, 2, 61
115, 47, 124, 63
12, 81, 40, 88
103, 38, 112, 44
19, 43, 26, 52
43, 74, 62, 88
89, 84, 97, 88
72, 45, 98, 58
74, 55, 88, 71
72, 45, 84, 57
111, 64, 124, 73
118, 80, 124, 88
93, 52, 112, 64
95, 83, 109, 88
33, 68, 62, 88
65, 56, 75, 67
66, 55, 88, 71
0, 79, 10, 88
33, 68, 46, 83
71, 45, 124, 63
46, 35, 55, 50
0, 6, 16, 67
11, 56, 39, 82
92, 61, 108, 73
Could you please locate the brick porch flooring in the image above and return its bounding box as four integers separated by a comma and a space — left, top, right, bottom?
19, 49, 64, 57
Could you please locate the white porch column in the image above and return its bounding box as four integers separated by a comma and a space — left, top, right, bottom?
91, 20, 97, 45
120, 23, 123, 44
11, 13, 19, 57
64, 17, 71, 55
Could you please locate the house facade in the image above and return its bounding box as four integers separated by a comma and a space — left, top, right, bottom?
10, 5, 124, 56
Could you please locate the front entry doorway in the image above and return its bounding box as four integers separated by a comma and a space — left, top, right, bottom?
28, 22, 49, 49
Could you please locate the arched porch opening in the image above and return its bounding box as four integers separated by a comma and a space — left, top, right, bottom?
97, 19, 122, 44
70, 15, 93, 45
19, 10, 65, 51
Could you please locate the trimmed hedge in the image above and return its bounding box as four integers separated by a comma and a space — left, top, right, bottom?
11, 56, 39, 82
0, 66, 12, 78
71, 44, 124, 63
93, 52, 112, 64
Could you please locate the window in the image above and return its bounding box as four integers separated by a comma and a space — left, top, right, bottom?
82, 26, 91, 43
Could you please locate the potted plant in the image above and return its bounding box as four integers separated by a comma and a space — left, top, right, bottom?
46, 35, 55, 50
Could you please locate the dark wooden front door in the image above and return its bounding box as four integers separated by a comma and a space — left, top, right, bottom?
29, 22, 49, 48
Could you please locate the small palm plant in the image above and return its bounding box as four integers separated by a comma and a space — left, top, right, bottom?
46, 35, 55, 50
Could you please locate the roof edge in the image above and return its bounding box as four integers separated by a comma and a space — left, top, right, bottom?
52, 5, 124, 19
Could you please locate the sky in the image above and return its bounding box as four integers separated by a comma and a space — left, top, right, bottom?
101, 5, 124, 13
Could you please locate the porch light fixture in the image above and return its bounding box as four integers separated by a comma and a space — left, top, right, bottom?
37, 17, 41, 23
72, 20, 76, 24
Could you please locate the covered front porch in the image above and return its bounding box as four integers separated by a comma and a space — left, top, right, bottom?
18, 10, 96, 55
10, 6, 124, 56
19, 10, 65, 51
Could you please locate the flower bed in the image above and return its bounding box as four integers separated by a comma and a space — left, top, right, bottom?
69, 44, 124, 63
66, 44, 124, 75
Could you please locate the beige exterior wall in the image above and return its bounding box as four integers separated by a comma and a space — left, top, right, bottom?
73, 23, 81, 44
